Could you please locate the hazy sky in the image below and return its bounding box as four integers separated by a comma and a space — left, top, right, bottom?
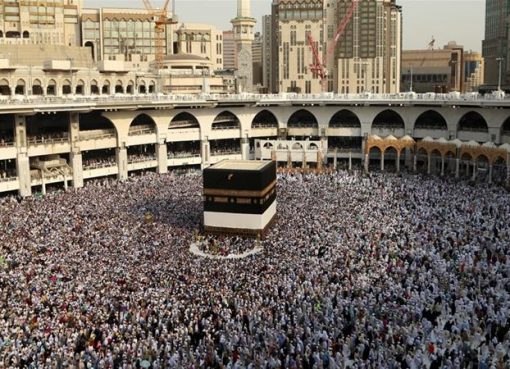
86, 0, 485, 52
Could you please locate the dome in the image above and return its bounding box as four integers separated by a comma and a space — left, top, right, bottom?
401, 135, 415, 142
385, 135, 398, 141
463, 140, 480, 148
370, 135, 382, 140
422, 136, 434, 142
436, 137, 448, 143
482, 141, 497, 148
450, 139, 463, 148
499, 143, 510, 152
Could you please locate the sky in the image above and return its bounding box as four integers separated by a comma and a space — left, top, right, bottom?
86, 0, 486, 52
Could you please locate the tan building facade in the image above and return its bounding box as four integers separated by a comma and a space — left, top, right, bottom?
0, 0, 82, 46
173, 23, 224, 71
401, 42, 484, 93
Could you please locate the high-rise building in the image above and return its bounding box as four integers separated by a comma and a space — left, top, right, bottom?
0, 0, 82, 46
222, 31, 236, 70
272, 0, 401, 94
252, 32, 263, 88
262, 15, 273, 92
231, 0, 256, 92
482, 0, 510, 90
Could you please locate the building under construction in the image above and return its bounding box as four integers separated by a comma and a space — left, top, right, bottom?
271, 0, 402, 94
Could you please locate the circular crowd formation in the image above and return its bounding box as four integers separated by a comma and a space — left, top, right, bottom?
0, 170, 509, 369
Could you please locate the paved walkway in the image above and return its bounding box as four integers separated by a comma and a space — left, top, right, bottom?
189, 242, 263, 260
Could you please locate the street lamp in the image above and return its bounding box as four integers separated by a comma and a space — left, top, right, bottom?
496, 57, 504, 91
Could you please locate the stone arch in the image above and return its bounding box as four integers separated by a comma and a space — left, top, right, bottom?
138, 80, 147, 94
90, 80, 99, 95
414, 110, 448, 130
79, 111, 118, 136
148, 80, 156, 93
75, 79, 85, 95
126, 80, 135, 94
263, 142, 274, 149
212, 111, 240, 130
129, 113, 157, 135
62, 79, 72, 95
32, 79, 43, 95
252, 110, 278, 128
292, 142, 303, 150
22, 31, 29, 39
15, 79, 26, 95
46, 79, 57, 95
102, 80, 111, 95
372, 109, 405, 130
115, 80, 124, 94
308, 143, 319, 150
458, 111, 488, 133
0, 78, 11, 95
277, 143, 289, 150
329, 109, 361, 128
288, 109, 318, 128
84, 41, 95, 60
0, 31, 3, 38
501, 116, 510, 137
170, 112, 200, 129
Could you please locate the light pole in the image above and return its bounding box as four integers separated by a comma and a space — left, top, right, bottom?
496, 57, 504, 91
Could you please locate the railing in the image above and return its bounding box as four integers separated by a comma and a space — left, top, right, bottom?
0, 176, 17, 183
1, 91, 510, 107
79, 130, 116, 141
414, 125, 448, 130
83, 161, 117, 170
27, 134, 69, 145
288, 123, 318, 128
252, 123, 278, 128
329, 123, 361, 128
458, 127, 489, 133
211, 150, 242, 156
128, 127, 156, 136
128, 155, 156, 164
168, 152, 201, 159
212, 125, 239, 130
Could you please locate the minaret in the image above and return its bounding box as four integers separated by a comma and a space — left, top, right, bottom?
231, 0, 256, 92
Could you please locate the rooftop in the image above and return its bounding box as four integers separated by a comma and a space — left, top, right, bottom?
209, 160, 272, 171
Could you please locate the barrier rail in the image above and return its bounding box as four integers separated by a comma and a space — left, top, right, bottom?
1, 91, 509, 108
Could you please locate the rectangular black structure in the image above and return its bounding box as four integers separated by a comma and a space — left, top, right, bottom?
203, 160, 277, 236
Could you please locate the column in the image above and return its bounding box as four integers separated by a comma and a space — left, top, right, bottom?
471, 160, 476, 181
380, 151, 385, 171
333, 148, 338, 170
41, 173, 46, 195
302, 150, 307, 169
364, 153, 369, 173
455, 158, 460, 178
156, 143, 168, 174
348, 152, 352, 171
201, 139, 210, 169
441, 156, 445, 176
488, 164, 493, 184
287, 150, 292, 168
68, 113, 84, 189
413, 154, 417, 172
427, 154, 431, 175
69, 151, 84, 189
116, 146, 128, 180
241, 136, 250, 160
15, 115, 31, 197
396, 151, 401, 173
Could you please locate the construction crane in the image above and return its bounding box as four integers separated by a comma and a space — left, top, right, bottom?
142, 0, 176, 69
307, 0, 360, 89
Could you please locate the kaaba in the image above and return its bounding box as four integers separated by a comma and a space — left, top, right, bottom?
203, 160, 277, 236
